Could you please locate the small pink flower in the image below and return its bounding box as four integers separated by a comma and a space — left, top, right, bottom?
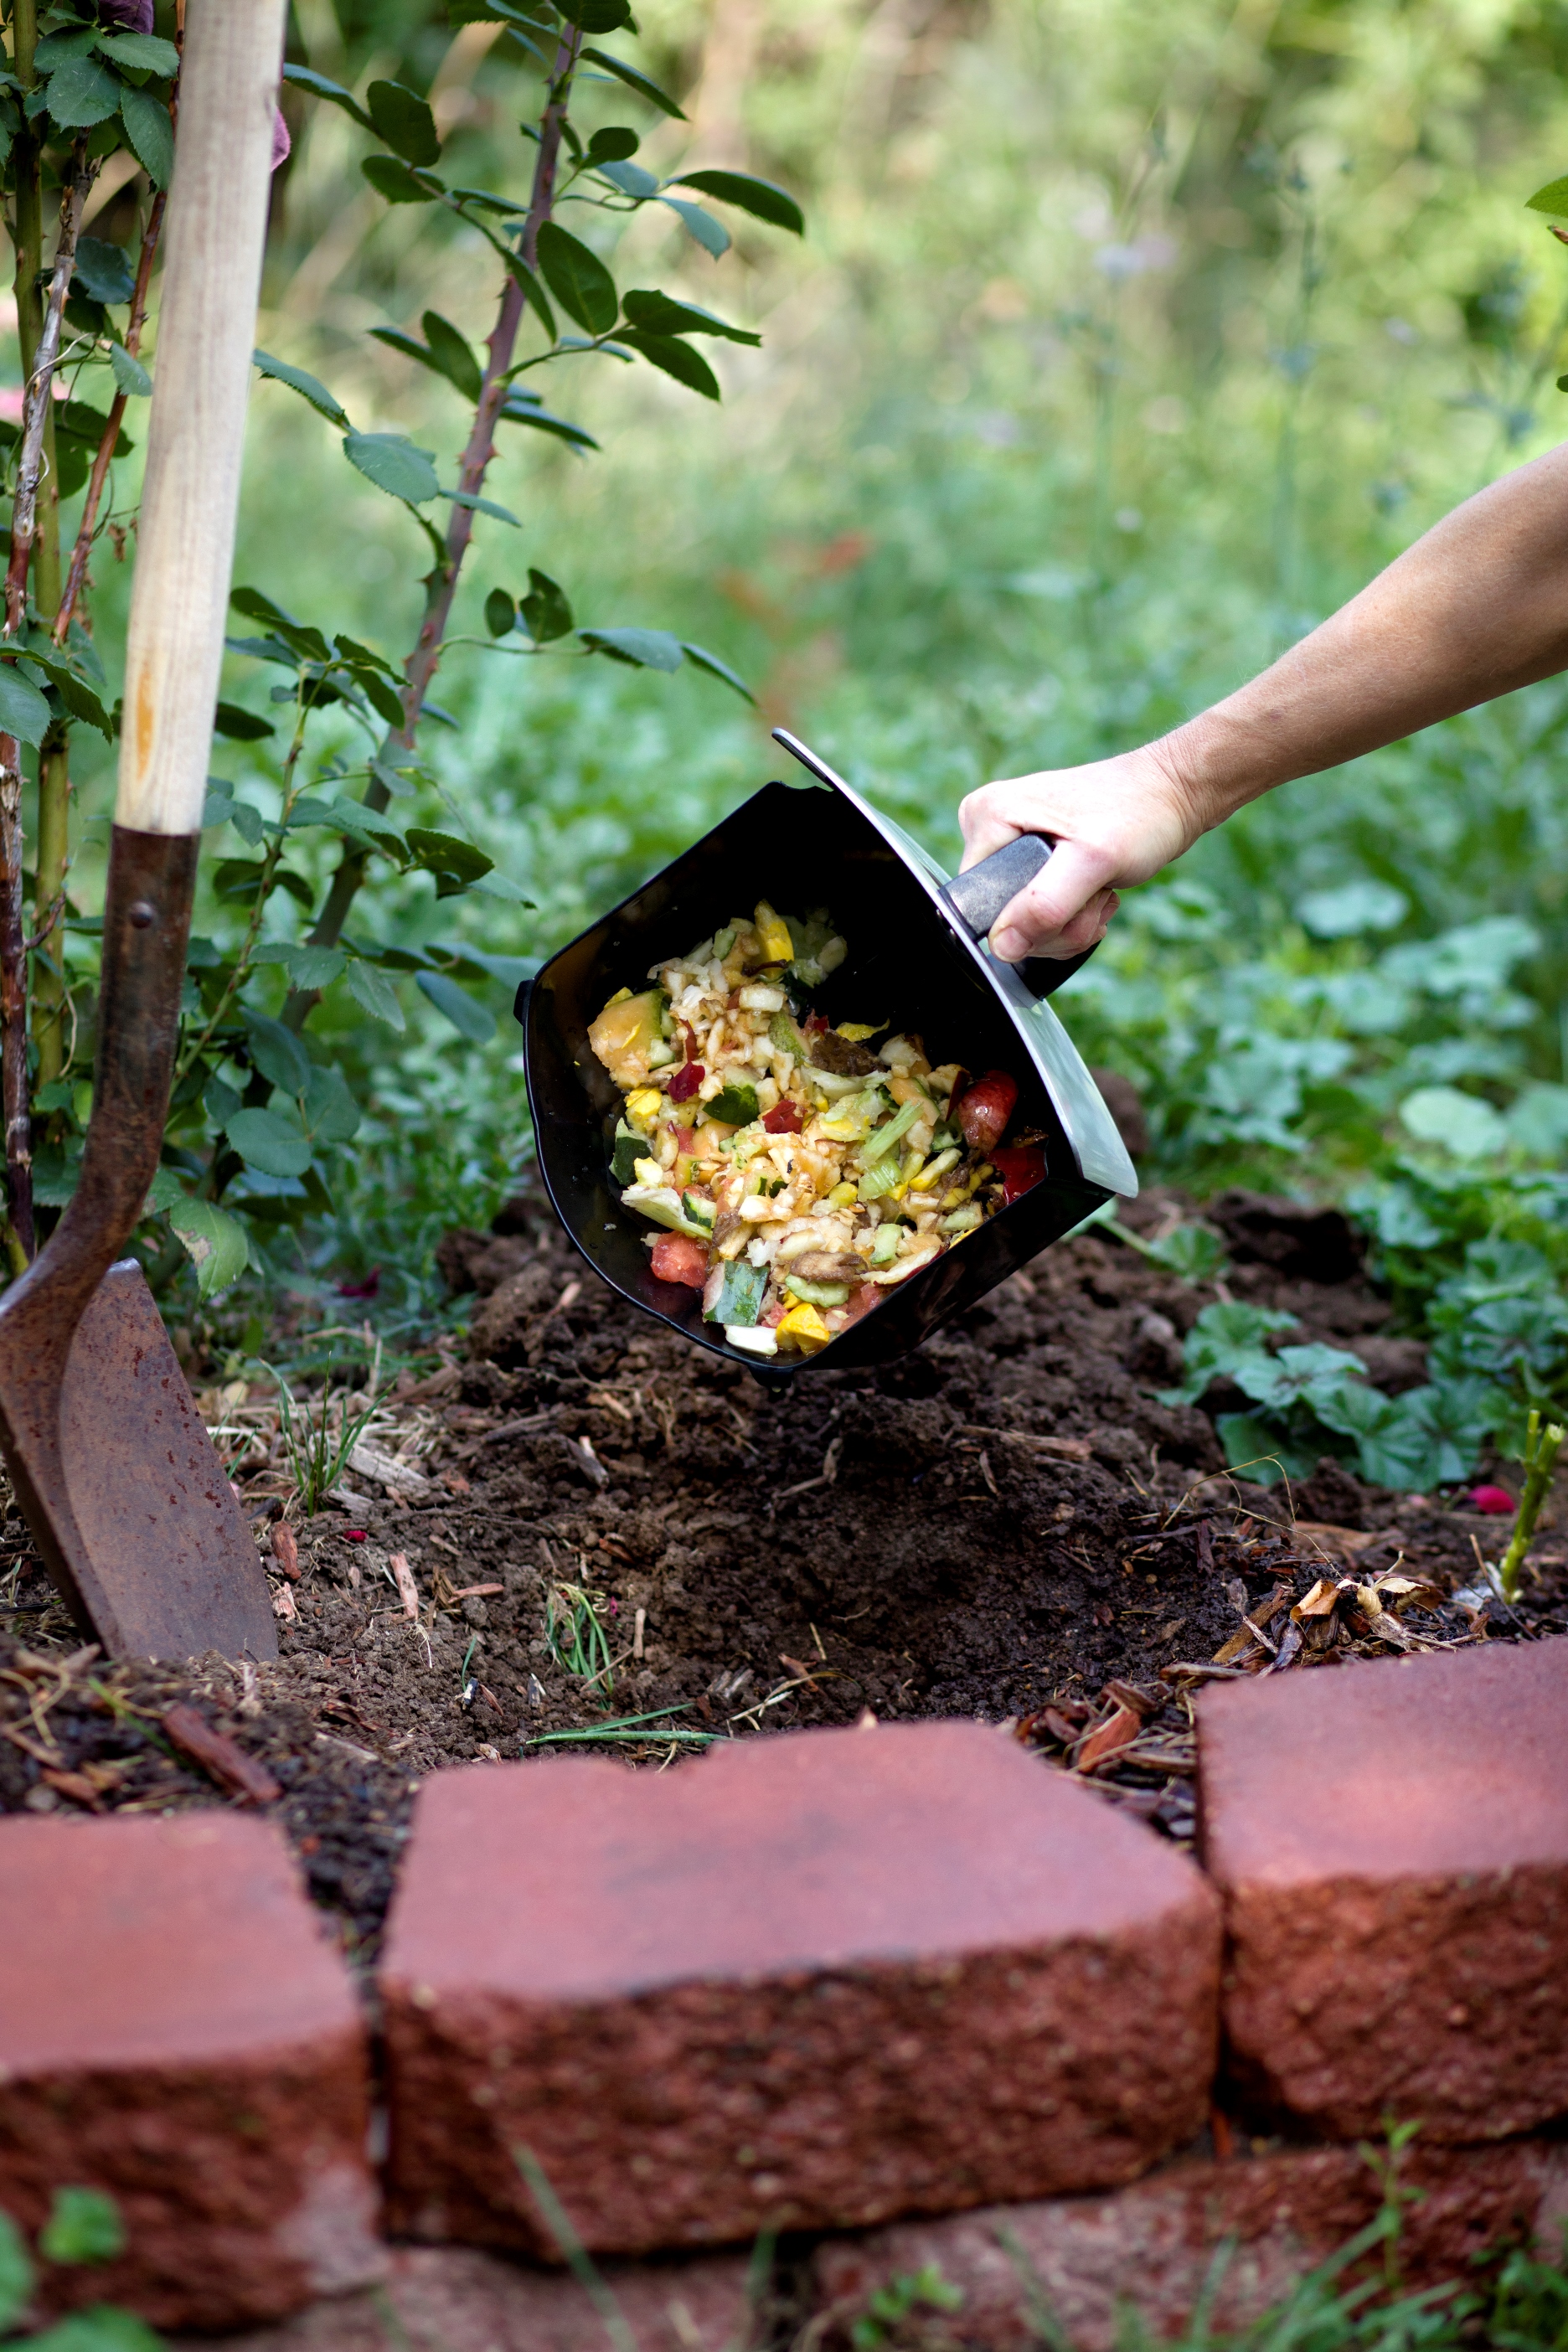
1468, 1484, 1515, 1516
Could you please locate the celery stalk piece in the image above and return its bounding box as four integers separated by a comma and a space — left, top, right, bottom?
860, 1096, 923, 1163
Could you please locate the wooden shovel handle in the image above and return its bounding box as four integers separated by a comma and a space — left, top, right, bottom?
116, 0, 286, 836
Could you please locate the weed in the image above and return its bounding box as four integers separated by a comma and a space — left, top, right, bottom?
0, 2190, 159, 2352
262, 1354, 384, 1516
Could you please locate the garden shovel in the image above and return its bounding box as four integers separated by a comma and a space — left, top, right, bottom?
0, 0, 286, 1660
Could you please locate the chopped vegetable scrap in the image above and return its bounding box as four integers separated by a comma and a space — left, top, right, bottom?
586, 899, 1046, 1357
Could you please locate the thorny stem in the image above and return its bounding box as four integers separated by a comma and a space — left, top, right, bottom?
0, 750, 33, 1260
280, 26, 583, 1032
6, 141, 98, 632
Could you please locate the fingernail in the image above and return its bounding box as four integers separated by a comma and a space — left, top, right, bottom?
993, 929, 1024, 961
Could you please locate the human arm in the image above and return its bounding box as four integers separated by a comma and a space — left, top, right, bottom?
962, 439, 1568, 959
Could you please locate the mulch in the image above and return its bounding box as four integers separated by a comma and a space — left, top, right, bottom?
2, 1179, 1562, 1969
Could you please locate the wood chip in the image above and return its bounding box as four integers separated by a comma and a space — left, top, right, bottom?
451, 1582, 504, 1600
271, 1522, 301, 1580
964, 1427, 1093, 1462
1076, 1705, 1142, 1772
162, 1704, 280, 1807
389, 1552, 420, 1618
1103, 1677, 1158, 1717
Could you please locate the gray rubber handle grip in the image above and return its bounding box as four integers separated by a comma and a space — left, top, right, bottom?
941, 833, 1052, 940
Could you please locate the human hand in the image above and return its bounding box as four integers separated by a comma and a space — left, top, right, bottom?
957, 742, 1203, 961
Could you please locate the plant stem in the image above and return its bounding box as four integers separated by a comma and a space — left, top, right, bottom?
7, 140, 98, 631
30, 726, 69, 1086
177, 714, 313, 1082
281, 27, 582, 1031
0, 744, 34, 1260
1498, 1411, 1565, 1602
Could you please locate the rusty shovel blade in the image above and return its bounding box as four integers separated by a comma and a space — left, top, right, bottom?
0, 827, 276, 1661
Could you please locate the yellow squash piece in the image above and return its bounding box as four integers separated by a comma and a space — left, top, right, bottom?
775, 1301, 832, 1353
753, 900, 794, 964
624, 1087, 663, 1130
587, 989, 665, 1086
836, 1022, 884, 1043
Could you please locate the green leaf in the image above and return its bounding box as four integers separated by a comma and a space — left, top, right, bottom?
1215, 1412, 1316, 1485
658, 196, 730, 258
56, 399, 132, 453
535, 221, 618, 334
580, 625, 683, 671
596, 157, 659, 199
0, 2210, 34, 2334
214, 701, 275, 741
281, 64, 373, 130
0, 663, 53, 746
17, 649, 114, 740
522, 568, 574, 642
361, 154, 441, 204
204, 1075, 242, 1128
347, 957, 405, 1029
405, 827, 494, 885
343, 663, 407, 729
228, 1106, 312, 1179
343, 431, 440, 504
119, 84, 173, 184
1399, 1085, 1508, 1161
681, 640, 753, 701
586, 125, 639, 162
40, 2189, 125, 2267
46, 55, 121, 129
366, 78, 440, 166
439, 489, 520, 525
30, 2313, 166, 2352
555, 0, 632, 26
254, 349, 350, 427
1527, 175, 1568, 217
168, 1198, 250, 1299
486, 587, 518, 637
302, 1065, 362, 1144
228, 800, 265, 847
504, 255, 557, 338
251, 940, 348, 990
620, 287, 760, 343
33, 27, 101, 68
618, 328, 720, 399
74, 235, 136, 306
421, 308, 483, 400
578, 46, 686, 117
670, 168, 804, 235
108, 342, 152, 397
497, 398, 599, 451
98, 29, 179, 75
243, 1010, 312, 1096
143, 1165, 189, 1215
416, 970, 496, 1041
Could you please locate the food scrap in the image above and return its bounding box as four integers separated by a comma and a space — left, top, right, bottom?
586, 900, 1045, 1357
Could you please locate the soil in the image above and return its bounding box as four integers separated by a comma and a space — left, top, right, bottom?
3, 1178, 1564, 1971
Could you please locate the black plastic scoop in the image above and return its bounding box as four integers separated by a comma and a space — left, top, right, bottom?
518, 730, 1137, 1378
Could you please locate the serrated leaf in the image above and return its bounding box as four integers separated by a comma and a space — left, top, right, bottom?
681, 640, 754, 701
367, 78, 440, 166
168, 1197, 250, 1298
618, 328, 720, 399
281, 64, 373, 129
74, 235, 135, 306
620, 287, 760, 343
416, 970, 496, 1040
243, 1010, 312, 1096
522, 567, 573, 641
40, 2188, 125, 2267
119, 83, 173, 183
0, 664, 52, 746
421, 308, 482, 399
213, 701, 275, 741
439, 489, 520, 525
251, 941, 348, 990
405, 827, 494, 883
670, 168, 804, 235
347, 957, 405, 1029
228, 1106, 312, 1179
486, 587, 518, 637
343, 431, 440, 503
302, 1065, 362, 1143
658, 196, 730, 258
201, 787, 234, 828
228, 800, 265, 846
535, 221, 618, 333
109, 341, 152, 396
46, 54, 121, 129
98, 29, 179, 75
1528, 175, 1568, 217
143, 1165, 189, 1215
362, 153, 441, 204
254, 348, 350, 427
580, 625, 683, 671
578, 45, 686, 117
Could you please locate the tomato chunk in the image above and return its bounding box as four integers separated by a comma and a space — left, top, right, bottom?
991, 1143, 1046, 1204
668, 1062, 704, 1103
649, 1234, 709, 1288
955, 1070, 1019, 1153
761, 1101, 802, 1134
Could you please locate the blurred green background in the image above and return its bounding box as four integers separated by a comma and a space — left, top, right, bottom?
21, 0, 1568, 1351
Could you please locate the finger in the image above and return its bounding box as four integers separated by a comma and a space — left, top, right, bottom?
957, 784, 1024, 869
991, 843, 1118, 960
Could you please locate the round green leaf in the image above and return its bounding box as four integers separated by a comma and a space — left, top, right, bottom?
485, 587, 518, 637
168, 1198, 250, 1300
45, 54, 121, 129
343, 431, 440, 504
227, 1107, 312, 1179
535, 222, 618, 335
366, 78, 440, 167
1399, 1086, 1508, 1162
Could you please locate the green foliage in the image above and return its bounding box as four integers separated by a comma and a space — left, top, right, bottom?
849, 2265, 963, 2349
266, 1358, 384, 1515
1, 2190, 160, 2352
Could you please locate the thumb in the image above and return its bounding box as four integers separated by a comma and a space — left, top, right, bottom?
991, 838, 1119, 961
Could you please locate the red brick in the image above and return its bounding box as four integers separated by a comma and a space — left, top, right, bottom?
380, 1721, 1220, 2254
812, 2136, 1568, 2351
1197, 1639, 1568, 2141
201, 2244, 755, 2352
0, 1814, 380, 2330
